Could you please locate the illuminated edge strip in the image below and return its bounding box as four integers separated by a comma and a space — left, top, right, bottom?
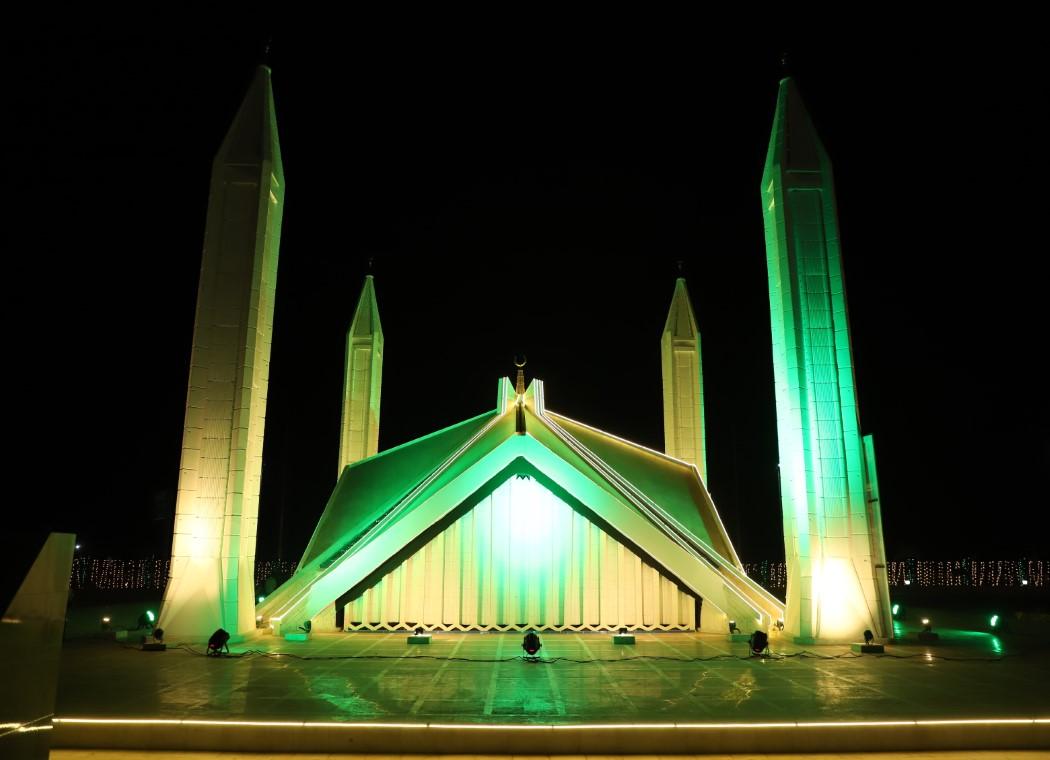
52, 717, 1050, 730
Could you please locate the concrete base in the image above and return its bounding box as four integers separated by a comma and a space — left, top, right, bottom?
52, 718, 1050, 755
918, 631, 941, 642
140, 642, 167, 652
851, 642, 885, 654
407, 634, 432, 644
727, 633, 750, 642
283, 632, 310, 642
612, 634, 635, 645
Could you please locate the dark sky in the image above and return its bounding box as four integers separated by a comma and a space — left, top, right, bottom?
18, 30, 1047, 563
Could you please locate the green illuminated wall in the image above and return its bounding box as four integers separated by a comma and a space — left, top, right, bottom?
159, 66, 284, 640
344, 475, 697, 631
338, 275, 383, 475
762, 78, 892, 641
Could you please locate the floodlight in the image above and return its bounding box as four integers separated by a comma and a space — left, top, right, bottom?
749, 630, 769, 655
152, 628, 164, 642
892, 603, 900, 616
1021, 579, 1029, 586
522, 630, 542, 657
258, 595, 265, 603
728, 620, 740, 634
775, 618, 784, 632
619, 627, 628, 635
207, 628, 231, 656
75, 544, 81, 551
863, 629, 874, 644
101, 616, 111, 631
415, 627, 424, 636
921, 617, 931, 630
990, 614, 999, 628
903, 579, 911, 585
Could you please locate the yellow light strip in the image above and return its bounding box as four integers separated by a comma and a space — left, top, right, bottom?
51, 717, 1049, 730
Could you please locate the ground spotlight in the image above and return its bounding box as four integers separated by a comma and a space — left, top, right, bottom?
748, 630, 769, 656
408, 626, 431, 644
891, 603, 901, 617
258, 595, 265, 603
207, 628, 231, 655
136, 610, 155, 630
918, 617, 939, 642
613, 627, 635, 645
728, 620, 740, 634
142, 627, 166, 651
904, 579, 911, 585
101, 616, 111, 631
775, 618, 784, 632
522, 629, 542, 659
989, 614, 1000, 629
852, 628, 884, 654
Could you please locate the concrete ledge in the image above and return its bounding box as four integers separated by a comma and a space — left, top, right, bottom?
52, 717, 1050, 755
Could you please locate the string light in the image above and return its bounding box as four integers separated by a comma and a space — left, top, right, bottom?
65, 557, 1044, 592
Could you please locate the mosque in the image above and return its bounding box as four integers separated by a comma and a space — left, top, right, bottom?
156, 67, 892, 646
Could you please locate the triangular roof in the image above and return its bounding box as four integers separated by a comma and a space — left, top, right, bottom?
663, 277, 699, 342
259, 378, 782, 634
347, 274, 382, 339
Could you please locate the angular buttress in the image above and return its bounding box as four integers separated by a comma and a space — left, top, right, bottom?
661, 277, 707, 483
159, 66, 284, 640
761, 78, 892, 641
338, 275, 384, 475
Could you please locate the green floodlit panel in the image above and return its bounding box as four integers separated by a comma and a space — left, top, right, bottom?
338, 275, 383, 476
761, 78, 892, 642
159, 66, 285, 640
299, 409, 499, 569
661, 278, 707, 482
344, 474, 697, 631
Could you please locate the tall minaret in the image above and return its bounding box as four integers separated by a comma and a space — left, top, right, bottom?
661, 277, 707, 482
762, 78, 892, 642
159, 66, 284, 640
338, 275, 383, 474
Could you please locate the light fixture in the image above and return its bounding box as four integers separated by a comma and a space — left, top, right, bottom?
1021, 579, 1029, 586
748, 630, 769, 656
258, 595, 265, 603
207, 628, 231, 656
892, 603, 900, 617
918, 617, 939, 642
407, 626, 431, 644
101, 616, 111, 631
142, 627, 166, 651
613, 627, 635, 645
774, 619, 784, 632
728, 620, 740, 634
522, 630, 542, 658
990, 614, 1000, 628
904, 579, 911, 585
864, 629, 874, 644
75, 544, 81, 551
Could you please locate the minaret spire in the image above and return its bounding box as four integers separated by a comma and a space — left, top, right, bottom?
159, 65, 284, 640
338, 275, 384, 475
762, 78, 892, 642
661, 277, 707, 482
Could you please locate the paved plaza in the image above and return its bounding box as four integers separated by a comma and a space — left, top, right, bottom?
56, 628, 1048, 724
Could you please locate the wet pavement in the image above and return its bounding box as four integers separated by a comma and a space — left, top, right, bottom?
55, 628, 1050, 724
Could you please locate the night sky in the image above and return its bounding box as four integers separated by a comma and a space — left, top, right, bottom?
18, 31, 1047, 563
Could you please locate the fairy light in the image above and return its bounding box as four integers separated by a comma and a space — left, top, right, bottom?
63, 557, 1044, 592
